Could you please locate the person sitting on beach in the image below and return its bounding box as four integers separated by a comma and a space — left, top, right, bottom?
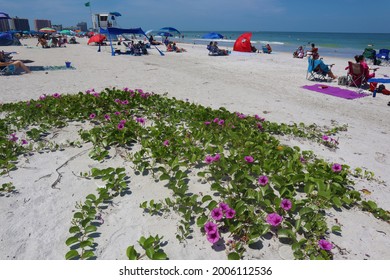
0, 50, 31, 74
149, 35, 162, 45
265, 44, 272, 54
313, 57, 337, 80
211, 42, 228, 55
307, 43, 318, 56
36, 36, 49, 48
293, 46, 305, 58
355, 55, 377, 80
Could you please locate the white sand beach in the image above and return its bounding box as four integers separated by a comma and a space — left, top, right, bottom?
1, 38, 389, 260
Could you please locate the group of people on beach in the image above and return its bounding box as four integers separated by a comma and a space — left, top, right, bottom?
36, 33, 70, 48
0, 50, 31, 74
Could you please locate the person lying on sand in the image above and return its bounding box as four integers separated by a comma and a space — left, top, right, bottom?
0, 51, 31, 73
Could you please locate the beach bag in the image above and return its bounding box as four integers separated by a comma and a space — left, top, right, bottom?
338, 76, 348, 86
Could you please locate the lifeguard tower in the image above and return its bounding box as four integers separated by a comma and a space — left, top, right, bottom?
92, 12, 120, 31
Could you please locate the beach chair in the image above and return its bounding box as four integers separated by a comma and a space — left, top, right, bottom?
362, 47, 377, 65
346, 61, 366, 88
376, 49, 389, 66
306, 57, 327, 81
262, 46, 270, 54
0, 64, 16, 75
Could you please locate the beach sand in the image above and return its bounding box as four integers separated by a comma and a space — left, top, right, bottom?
1, 38, 389, 260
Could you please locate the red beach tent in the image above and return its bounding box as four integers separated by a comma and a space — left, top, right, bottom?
233, 32, 252, 52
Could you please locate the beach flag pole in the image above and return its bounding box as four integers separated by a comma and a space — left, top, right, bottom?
84, 1, 93, 31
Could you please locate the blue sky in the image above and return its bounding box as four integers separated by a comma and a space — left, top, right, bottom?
1, 0, 389, 33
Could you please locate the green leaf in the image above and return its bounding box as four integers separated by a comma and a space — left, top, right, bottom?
126, 246, 138, 260
65, 236, 79, 246
80, 240, 93, 248
277, 228, 291, 239
196, 215, 208, 227
143, 236, 156, 249
299, 207, 314, 216
331, 225, 342, 233
81, 251, 95, 259
73, 212, 83, 219
69, 226, 80, 234
145, 247, 154, 259
228, 252, 240, 260
85, 225, 97, 234
152, 251, 168, 260
332, 197, 342, 208
65, 250, 79, 260
86, 194, 96, 201
160, 174, 170, 181
201, 195, 212, 203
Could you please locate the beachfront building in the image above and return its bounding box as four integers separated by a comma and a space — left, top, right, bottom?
0, 19, 10, 32
10, 17, 30, 31
77, 21, 88, 32
34, 19, 52, 31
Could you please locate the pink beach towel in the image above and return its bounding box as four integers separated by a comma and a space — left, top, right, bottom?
302, 84, 369, 100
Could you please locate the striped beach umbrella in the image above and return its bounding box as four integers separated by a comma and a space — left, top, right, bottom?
39, 27, 56, 33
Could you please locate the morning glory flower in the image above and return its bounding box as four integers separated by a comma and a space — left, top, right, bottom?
244, 156, 254, 163
331, 163, 342, 173
280, 199, 292, 211
206, 230, 220, 244
258, 175, 269, 186
204, 221, 218, 234
225, 208, 236, 219
211, 207, 223, 221
318, 239, 333, 251
266, 213, 283, 227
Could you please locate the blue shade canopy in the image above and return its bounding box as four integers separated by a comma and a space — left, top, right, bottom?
107, 27, 146, 36
109, 12, 122, 17
159, 27, 181, 34
202, 32, 224, 39
157, 32, 173, 37
0, 12, 11, 19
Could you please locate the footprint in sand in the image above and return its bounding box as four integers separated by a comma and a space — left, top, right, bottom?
375, 152, 387, 164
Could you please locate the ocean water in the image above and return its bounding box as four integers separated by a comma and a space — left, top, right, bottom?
173, 31, 390, 58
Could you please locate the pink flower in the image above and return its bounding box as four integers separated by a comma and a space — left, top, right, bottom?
244, 156, 254, 163
225, 208, 236, 219
212, 154, 221, 162
258, 175, 269, 186
21, 139, 28, 145
163, 140, 170, 146
39, 94, 47, 100
206, 230, 220, 244
204, 121, 211, 125
219, 202, 229, 212
255, 114, 261, 120
205, 155, 214, 164
121, 100, 129, 105
211, 207, 223, 221
115, 98, 121, 103
257, 123, 263, 130
280, 199, 292, 211
318, 239, 333, 251
213, 118, 219, 123
136, 117, 145, 125
123, 87, 129, 92
89, 113, 96, 119
218, 119, 225, 126
119, 119, 126, 124
266, 213, 283, 227
114, 111, 121, 116
52, 93, 61, 98
332, 163, 342, 173
117, 123, 125, 130
104, 114, 110, 120
93, 93, 100, 98
322, 135, 329, 141
204, 221, 218, 234
9, 133, 18, 142
300, 156, 306, 163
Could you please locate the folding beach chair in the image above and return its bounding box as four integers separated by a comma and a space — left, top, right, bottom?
306, 57, 327, 81
362, 47, 377, 65
346, 61, 366, 88
0, 64, 16, 76
376, 49, 390, 66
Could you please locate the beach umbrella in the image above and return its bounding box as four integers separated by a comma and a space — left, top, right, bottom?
159, 27, 181, 34
109, 12, 122, 17
39, 27, 56, 33
202, 32, 224, 39
145, 29, 154, 35
87, 34, 106, 45
60, 30, 72, 35
233, 32, 253, 52
0, 12, 11, 19
158, 32, 173, 37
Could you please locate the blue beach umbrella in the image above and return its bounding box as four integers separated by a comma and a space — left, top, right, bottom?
0, 12, 11, 19
158, 31, 173, 37
159, 27, 181, 34
202, 32, 224, 39
109, 12, 122, 17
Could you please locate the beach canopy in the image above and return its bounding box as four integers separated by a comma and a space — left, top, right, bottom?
60, 30, 74, 35
159, 27, 181, 34
87, 34, 106, 44
0, 12, 11, 19
0, 32, 21, 46
233, 32, 252, 52
109, 12, 122, 17
106, 27, 146, 36
202, 32, 224, 39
